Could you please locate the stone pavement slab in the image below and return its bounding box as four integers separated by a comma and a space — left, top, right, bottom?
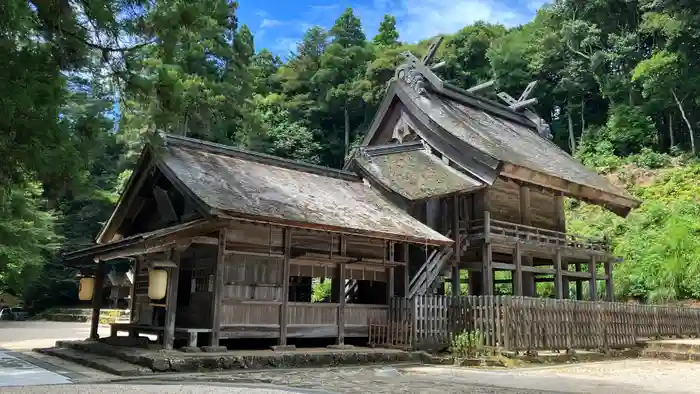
0, 348, 71, 388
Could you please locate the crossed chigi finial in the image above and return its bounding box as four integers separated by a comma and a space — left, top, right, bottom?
393, 37, 552, 139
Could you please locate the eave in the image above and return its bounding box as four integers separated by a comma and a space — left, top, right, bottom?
501, 163, 642, 217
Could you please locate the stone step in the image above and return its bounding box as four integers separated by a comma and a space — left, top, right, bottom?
640, 349, 700, 362
36, 347, 153, 377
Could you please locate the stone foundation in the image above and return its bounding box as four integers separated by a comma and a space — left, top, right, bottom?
50, 340, 430, 373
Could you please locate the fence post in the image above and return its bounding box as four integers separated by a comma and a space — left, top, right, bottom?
654, 306, 660, 339
502, 297, 510, 351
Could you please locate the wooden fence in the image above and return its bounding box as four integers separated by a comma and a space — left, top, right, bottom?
368, 296, 700, 352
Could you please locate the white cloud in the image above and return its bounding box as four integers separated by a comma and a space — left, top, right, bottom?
261, 19, 284, 28
357, 0, 535, 44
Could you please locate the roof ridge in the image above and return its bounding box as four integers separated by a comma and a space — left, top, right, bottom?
161, 134, 360, 182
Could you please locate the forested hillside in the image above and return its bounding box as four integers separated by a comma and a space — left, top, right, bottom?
2, 0, 699, 309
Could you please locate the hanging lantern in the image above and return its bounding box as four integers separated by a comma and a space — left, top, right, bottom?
78, 277, 95, 301
148, 269, 168, 300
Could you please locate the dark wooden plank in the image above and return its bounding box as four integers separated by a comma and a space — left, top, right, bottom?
210, 229, 227, 346
90, 261, 106, 339
153, 186, 179, 224
279, 228, 292, 345
163, 249, 181, 350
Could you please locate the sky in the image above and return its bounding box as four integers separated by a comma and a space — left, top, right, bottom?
237, 0, 549, 57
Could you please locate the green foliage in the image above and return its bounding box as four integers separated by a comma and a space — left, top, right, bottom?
450, 330, 484, 357
0, 183, 60, 296
568, 162, 700, 303
373, 14, 400, 47
311, 278, 332, 303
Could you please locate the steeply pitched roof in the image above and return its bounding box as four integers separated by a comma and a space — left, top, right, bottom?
410, 89, 635, 202
355, 141, 485, 201
154, 135, 451, 245
352, 39, 641, 216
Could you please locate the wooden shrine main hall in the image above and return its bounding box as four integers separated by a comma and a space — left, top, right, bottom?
63, 38, 641, 350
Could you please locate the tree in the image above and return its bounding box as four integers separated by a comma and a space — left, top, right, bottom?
633, 51, 697, 155
373, 14, 400, 47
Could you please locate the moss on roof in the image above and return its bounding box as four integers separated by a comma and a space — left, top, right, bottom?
356, 144, 484, 201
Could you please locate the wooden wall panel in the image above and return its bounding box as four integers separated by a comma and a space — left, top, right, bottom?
530, 188, 557, 230
223, 254, 283, 301
485, 178, 521, 223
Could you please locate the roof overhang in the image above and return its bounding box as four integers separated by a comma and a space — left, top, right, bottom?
501, 163, 642, 217
63, 219, 220, 264
355, 141, 486, 202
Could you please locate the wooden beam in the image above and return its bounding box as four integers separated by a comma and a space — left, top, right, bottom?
279, 228, 292, 346
163, 249, 181, 350
152, 186, 179, 224
90, 260, 106, 339
210, 229, 227, 346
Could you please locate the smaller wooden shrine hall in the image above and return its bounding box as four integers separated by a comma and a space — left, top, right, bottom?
63, 134, 452, 350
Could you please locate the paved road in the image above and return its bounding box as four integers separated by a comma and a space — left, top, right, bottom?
0, 321, 114, 387
0, 321, 112, 351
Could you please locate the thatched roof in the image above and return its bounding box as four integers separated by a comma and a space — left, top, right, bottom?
156, 135, 451, 245
355, 141, 485, 201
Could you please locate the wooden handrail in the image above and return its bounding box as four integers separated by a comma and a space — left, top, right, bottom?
467, 212, 610, 251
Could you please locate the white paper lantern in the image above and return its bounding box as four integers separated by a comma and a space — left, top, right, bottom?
78, 277, 95, 301
148, 269, 168, 300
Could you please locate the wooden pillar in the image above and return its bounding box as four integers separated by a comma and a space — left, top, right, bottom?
426, 199, 440, 230
513, 243, 523, 296
519, 185, 535, 297
575, 263, 584, 300
163, 249, 181, 350
451, 194, 461, 296
482, 242, 493, 295
402, 243, 410, 297
386, 267, 395, 301
554, 193, 570, 298
337, 236, 347, 345
554, 249, 563, 299
128, 258, 139, 324
588, 256, 597, 301
210, 229, 226, 346
279, 228, 292, 346
604, 260, 614, 302
89, 260, 106, 340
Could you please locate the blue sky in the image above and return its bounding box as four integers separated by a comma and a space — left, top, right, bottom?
237, 0, 548, 57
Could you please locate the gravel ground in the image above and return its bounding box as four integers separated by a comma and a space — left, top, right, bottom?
60, 363, 683, 394
511, 359, 700, 393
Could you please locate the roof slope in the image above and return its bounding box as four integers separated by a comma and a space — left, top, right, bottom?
355, 141, 485, 200
159, 136, 452, 245
409, 89, 635, 201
